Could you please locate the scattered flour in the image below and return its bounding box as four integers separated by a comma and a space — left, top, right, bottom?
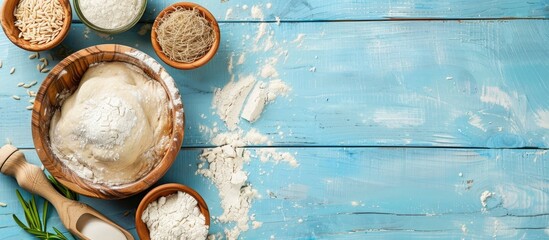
227, 53, 234, 75
225, 8, 233, 20
480, 190, 494, 209
212, 75, 256, 130
199, 4, 297, 238
255, 23, 268, 43
252, 221, 263, 229
141, 191, 209, 240
461, 224, 468, 234
275, 16, 281, 26
241, 80, 290, 123
260, 62, 279, 78
237, 53, 246, 65
292, 34, 306, 47
251, 5, 264, 20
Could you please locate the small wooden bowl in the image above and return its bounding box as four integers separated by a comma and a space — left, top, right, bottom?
31, 44, 185, 199
0, 0, 72, 51
151, 2, 220, 70
135, 183, 210, 240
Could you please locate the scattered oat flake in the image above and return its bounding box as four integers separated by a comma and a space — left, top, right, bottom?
123, 210, 131, 216
29, 53, 37, 59
0, 60, 3, 68
41, 68, 50, 73
12, 95, 20, 100
29, 99, 35, 104
17, 82, 25, 87
0, 202, 7, 207
10, 67, 15, 74
26, 105, 33, 110
23, 84, 32, 88
29, 81, 37, 86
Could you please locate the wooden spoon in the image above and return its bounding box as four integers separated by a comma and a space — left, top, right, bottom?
0, 145, 134, 240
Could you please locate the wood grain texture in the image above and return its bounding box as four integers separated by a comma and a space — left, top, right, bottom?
2, 21, 549, 148
68, 0, 549, 22
1, 148, 548, 239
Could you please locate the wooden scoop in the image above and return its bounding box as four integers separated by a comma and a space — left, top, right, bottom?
0, 145, 134, 240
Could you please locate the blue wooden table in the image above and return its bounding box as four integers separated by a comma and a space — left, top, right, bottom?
2, 0, 549, 239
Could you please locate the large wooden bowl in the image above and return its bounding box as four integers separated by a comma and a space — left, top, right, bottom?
151, 2, 220, 70
135, 183, 210, 240
0, 0, 72, 51
31, 44, 185, 199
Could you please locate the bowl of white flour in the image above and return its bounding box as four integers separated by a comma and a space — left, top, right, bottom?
31, 44, 185, 199
135, 183, 210, 240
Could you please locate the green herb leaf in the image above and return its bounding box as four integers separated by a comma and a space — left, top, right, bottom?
12, 175, 78, 240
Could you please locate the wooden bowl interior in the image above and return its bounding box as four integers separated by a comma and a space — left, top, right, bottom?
32, 44, 184, 199
135, 183, 210, 240
151, 2, 220, 70
0, 0, 72, 51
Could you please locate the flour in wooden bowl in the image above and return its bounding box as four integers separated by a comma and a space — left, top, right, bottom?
141, 191, 209, 240
49, 62, 170, 185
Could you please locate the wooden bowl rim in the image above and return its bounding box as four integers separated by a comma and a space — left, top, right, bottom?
151, 2, 220, 70
135, 183, 210, 240
0, 0, 72, 51
31, 44, 185, 199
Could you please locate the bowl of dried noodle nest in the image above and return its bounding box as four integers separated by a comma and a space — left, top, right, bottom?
151, 2, 220, 70
1, 0, 72, 51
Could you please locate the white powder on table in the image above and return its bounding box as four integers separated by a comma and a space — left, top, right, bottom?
212, 75, 256, 130
78, 0, 143, 30
50, 62, 170, 185
200, 6, 299, 237
141, 191, 209, 240
240, 80, 290, 123
480, 190, 494, 209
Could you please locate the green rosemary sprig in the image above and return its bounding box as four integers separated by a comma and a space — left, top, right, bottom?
12, 175, 78, 240
47, 175, 79, 201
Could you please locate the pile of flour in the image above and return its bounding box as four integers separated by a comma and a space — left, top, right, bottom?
50, 62, 170, 185
198, 4, 304, 239
141, 191, 209, 240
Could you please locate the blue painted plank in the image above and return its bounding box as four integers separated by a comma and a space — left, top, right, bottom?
1, 148, 548, 239
1, 21, 549, 148
69, 0, 549, 22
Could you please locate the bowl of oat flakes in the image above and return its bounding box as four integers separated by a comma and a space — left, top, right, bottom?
32, 44, 185, 199
1, 0, 72, 51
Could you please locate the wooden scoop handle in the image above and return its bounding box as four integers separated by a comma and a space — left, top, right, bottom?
0, 145, 134, 240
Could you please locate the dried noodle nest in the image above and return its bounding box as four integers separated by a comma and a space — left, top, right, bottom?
156, 7, 216, 63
